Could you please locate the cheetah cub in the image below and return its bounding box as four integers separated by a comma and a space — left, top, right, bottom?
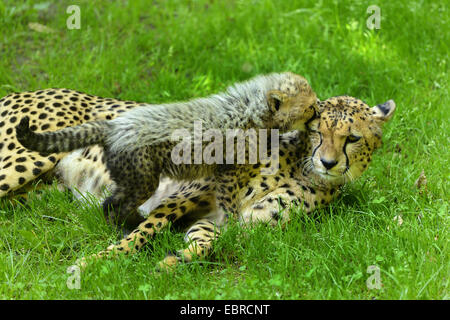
16, 72, 317, 229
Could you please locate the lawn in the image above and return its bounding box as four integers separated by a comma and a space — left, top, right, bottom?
0, 0, 448, 300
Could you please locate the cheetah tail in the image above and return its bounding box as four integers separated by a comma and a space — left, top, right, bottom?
15, 116, 109, 155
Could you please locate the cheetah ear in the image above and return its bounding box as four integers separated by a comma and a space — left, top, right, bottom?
372, 99, 396, 123
267, 90, 288, 113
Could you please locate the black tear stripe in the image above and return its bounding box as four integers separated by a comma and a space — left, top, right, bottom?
311, 132, 322, 160
343, 140, 350, 172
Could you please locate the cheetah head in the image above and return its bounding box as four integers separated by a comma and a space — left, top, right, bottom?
267, 72, 318, 132
306, 96, 396, 185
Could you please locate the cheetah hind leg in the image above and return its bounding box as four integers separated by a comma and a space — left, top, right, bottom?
102, 147, 161, 229
4, 170, 65, 204
103, 185, 153, 230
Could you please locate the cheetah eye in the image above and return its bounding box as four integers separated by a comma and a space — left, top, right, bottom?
347, 135, 361, 143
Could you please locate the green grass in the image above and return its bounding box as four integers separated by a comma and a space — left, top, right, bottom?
0, 0, 448, 299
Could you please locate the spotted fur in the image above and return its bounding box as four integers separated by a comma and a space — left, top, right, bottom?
70, 96, 396, 270
0, 88, 143, 198
0, 86, 395, 272
15, 73, 317, 229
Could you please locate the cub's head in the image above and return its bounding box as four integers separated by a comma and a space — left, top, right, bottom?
306, 96, 396, 185
267, 72, 318, 132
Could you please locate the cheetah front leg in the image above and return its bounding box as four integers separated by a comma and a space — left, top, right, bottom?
156, 218, 221, 272
76, 209, 174, 268
76, 179, 217, 268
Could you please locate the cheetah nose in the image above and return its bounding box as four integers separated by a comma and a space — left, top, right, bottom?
320, 158, 338, 170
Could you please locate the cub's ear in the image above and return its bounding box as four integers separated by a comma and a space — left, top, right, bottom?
372, 99, 396, 122
267, 90, 288, 112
